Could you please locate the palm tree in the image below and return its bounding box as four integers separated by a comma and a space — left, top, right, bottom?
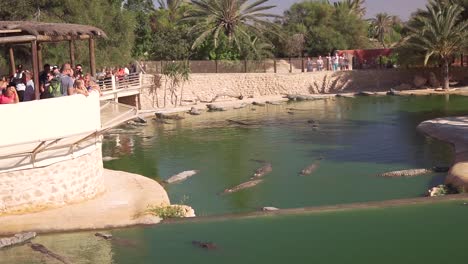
369, 13, 393, 48
404, 1, 468, 89
332, 0, 366, 17
157, 0, 184, 22
184, 0, 280, 50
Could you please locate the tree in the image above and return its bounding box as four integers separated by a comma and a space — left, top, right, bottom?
184, 0, 280, 51
403, 1, 468, 89
369, 13, 393, 48
124, 0, 155, 59
279, 0, 369, 56
332, 0, 366, 17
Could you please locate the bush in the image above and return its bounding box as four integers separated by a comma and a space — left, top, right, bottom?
146, 204, 186, 219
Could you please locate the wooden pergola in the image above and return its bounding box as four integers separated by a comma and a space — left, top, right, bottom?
0, 21, 107, 99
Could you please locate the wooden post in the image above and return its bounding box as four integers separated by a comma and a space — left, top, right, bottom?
160, 61, 163, 74
89, 38, 96, 77
301, 57, 305, 73
37, 44, 43, 71
8, 46, 15, 77
244, 60, 247, 73
111, 74, 117, 102
461, 54, 464, 67
215, 60, 218, 73
263, 60, 266, 73
69, 39, 75, 68
274, 59, 277, 73
31, 40, 40, 100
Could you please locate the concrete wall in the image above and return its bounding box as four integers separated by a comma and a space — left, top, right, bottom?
0, 146, 104, 215
0, 93, 105, 215
139, 68, 468, 109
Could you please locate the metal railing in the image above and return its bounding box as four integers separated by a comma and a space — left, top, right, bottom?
141, 55, 467, 74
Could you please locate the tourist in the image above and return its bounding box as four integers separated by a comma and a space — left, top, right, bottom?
23, 71, 35, 102
75, 64, 84, 80
339, 54, 344, 71
84, 73, 102, 96
0, 85, 19, 104
326, 53, 332, 71
73, 79, 89, 96
333, 53, 340, 72
317, 56, 324, 71
15, 71, 26, 102
0, 77, 7, 92
306, 57, 313, 72
39, 64, 51, 99
41, 72, 55, 99
59, 63, 75, 96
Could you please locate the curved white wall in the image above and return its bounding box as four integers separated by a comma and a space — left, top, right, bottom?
0, 93, 105, 215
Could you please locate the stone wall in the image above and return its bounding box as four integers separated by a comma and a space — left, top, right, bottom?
0, 146, 104, 215
139, 68, 468, 110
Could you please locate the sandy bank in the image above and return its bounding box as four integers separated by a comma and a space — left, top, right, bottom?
418, 117, 468, 191
0, 169, 169, 236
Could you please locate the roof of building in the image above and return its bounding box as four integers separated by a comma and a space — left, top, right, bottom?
0, 21, 107, 41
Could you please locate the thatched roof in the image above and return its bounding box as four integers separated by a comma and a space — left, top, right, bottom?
0, 21, 107, 39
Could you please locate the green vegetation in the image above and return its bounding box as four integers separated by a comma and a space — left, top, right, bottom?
0, 0, 465, 74
399, 0, 468, 89
146, 204, 187, 219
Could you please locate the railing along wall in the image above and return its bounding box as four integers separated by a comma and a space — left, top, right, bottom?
141, 55, 467, 74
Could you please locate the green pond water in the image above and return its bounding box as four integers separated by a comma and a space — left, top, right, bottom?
104, 95, 462, 216
2, 201, 468, 264
4, 95, 468, 264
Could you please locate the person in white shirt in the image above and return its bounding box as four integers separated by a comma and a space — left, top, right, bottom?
317, 56, 324, 71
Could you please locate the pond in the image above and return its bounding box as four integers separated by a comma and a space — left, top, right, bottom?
104, 95, 463, 216
3, 95, 468, 264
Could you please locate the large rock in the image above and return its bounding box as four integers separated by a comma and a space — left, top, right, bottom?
413, 75, 427, 88
428, 72, 441, 88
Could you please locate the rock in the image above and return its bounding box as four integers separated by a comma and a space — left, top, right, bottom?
427, 185, 449, 197
262, 207, 279, 211
428, 72, 441, 88
0, 232, 36, 249
413, 75, 427, 88
179, 205, 196, 217
188, 107, 201, 116
435, 88, 444, 92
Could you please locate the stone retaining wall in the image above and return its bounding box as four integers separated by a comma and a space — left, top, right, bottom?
139, 68, 468, 110
0, 146, 104, 215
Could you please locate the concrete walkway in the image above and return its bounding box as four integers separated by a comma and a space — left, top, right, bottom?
0, 169, 169, 236
418, 116, 468, 191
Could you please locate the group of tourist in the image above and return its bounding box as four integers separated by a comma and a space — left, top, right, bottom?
306, 53, 351, 72
0, 63, 136, 105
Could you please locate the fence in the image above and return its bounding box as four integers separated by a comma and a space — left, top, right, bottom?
142, 54, 467, 74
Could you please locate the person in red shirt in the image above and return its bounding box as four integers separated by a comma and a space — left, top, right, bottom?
0, 85, 19, 104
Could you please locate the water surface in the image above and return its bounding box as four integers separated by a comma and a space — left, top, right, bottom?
104, 95, 466, 216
